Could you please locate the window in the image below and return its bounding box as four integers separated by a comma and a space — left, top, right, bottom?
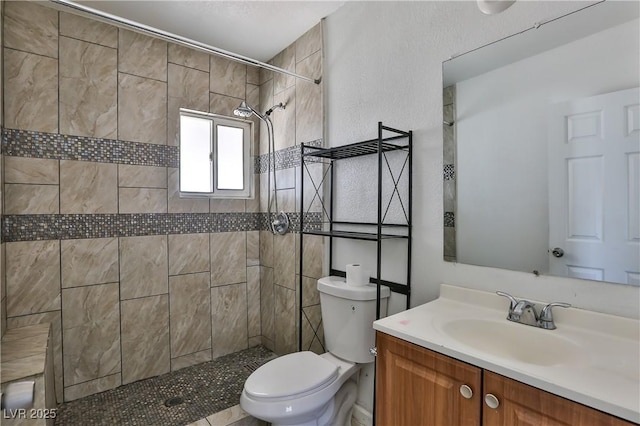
179, 109, 253, 199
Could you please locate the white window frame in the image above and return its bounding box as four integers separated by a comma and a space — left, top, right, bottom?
179, 108, 254, 199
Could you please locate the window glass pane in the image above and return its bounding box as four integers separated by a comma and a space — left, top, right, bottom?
180, 115, 212, 193
217, 125, 245, 190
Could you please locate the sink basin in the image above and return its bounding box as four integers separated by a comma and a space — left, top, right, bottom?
439, 319, 586, 367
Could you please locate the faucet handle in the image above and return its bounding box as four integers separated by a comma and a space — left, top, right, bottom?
538, 302, 571, 329
496, 291, 519, 310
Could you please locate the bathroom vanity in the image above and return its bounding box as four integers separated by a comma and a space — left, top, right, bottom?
372, 285, 640, 425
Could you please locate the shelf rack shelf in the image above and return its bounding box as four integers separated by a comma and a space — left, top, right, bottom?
298, 122, 412, 350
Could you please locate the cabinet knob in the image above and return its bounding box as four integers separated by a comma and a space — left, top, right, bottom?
459, 384, 473, 399
485, 393, 500, 409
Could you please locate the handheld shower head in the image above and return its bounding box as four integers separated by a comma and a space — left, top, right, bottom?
233, 101, 254, 118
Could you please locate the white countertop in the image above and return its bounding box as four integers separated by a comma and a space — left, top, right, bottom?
373, 284, 640, 423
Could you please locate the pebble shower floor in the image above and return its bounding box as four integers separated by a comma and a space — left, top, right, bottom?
54, 346, 276, 426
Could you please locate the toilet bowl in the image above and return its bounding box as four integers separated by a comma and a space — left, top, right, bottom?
240, 276, 390, 426
240, 351, 359, 426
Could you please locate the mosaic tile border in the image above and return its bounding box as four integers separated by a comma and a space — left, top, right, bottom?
2, 212, 323, 242
444, 211, 455, 228
443, 164, 455, 180
3, 128, 321, 173
2, 128, 179, 168
255, 139, 323, 174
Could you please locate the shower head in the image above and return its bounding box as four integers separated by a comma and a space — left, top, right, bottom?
233, 101, 254, 118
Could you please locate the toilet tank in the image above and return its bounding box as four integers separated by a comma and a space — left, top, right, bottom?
318, 276, 390, 364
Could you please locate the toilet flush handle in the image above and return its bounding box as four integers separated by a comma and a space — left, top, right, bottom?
369, 347, 378, 357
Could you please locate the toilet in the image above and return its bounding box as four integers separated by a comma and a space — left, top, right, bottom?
240, 276, 390, 426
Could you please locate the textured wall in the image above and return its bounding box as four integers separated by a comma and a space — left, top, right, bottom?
324, 0, 640, 415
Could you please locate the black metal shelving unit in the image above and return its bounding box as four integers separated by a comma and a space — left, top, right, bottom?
298, 122, 413, 350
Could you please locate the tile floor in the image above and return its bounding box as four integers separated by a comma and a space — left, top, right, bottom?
54, 346, 275, 426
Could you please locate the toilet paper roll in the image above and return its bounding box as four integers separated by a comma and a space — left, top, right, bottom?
346, 264, 368, 286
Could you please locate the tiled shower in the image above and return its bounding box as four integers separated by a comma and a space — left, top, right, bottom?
0, 0, 325, 407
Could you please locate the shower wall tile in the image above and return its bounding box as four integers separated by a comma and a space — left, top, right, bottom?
259, 172, 270, 213
259, 66, 273, 86
4, 157, 59, 184
59, 12, 118, 48
118, 73, 167, 145
0, 5, 324, 401
210, 198, 245, 213
247, 65, 260, 85
296, 163, 325, 213
276, 189, 296, 214
169, 272, 212, 357
247, 266, 261, 337
167, 168, 210, 213
275, 168, 296, 190
61, 238, 119, 288
118, 187, 168, 214
260, 267, 275, 350
273, 87, 296, 151
118, 165, 167, 188
259, 79, 274, 156
64, 373, 121, 402
209, 92, 243, 117
273, 44, 295, 95
3, 1, 58, 58
210, 232, 247, 286
300, 235, 323, 279
6, 240, 60, 317
274, 284, 296, 355
296, 51, 323, 144
299, 275, 320, 307
7, 311, 63, 403
167, 63, 210, 146
171, 349, 212, 372
61, 283, 121, 386
246, 231, 260, 267
296, 23, 322, 62
120, 294, 170, 384
211, 283, 248, 358
168, 233, 210, 276
168, 43, 209, 72
3, 48, 58, 133
60, 160, 118, 214
246, 175, 261, 213
119, 235, 168, 300
5, 184, 59, 214
210, 56, 246, 99
259, 231, 274, 268
59, 36, 117, 139
118, 29, 167, 81
274, 232, 295, 290
301, 304, 323, 354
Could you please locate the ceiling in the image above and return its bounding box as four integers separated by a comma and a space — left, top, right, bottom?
72, 1, 345, 62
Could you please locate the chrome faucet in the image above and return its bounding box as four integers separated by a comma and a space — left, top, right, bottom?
496, 291, 570, 330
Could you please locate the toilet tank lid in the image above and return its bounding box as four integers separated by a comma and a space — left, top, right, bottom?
317, 276, 390, 301
244, 352, 338, 399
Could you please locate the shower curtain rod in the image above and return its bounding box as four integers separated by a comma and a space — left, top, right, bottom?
49, 0, 321, 85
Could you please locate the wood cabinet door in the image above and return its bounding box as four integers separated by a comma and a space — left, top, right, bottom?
375, 332, 482, 426
482, 370, 634, 426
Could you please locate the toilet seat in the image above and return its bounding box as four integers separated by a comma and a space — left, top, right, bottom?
245, 352, 338, 400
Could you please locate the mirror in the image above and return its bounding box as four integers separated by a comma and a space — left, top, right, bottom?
443, 1, 640, 286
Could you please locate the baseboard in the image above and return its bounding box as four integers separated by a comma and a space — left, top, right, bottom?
350, 403, 373, 426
